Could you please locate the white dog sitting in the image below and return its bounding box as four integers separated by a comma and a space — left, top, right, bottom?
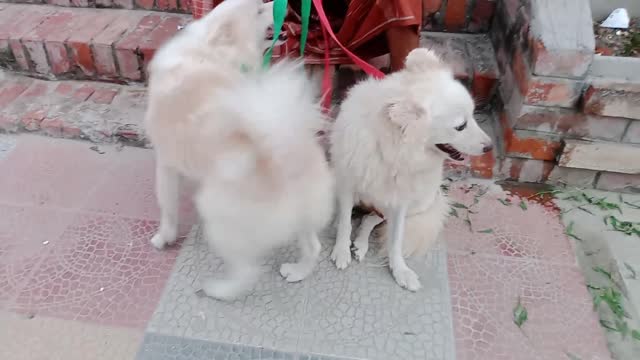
145, 0, 334, 300
329, 48, 493, 291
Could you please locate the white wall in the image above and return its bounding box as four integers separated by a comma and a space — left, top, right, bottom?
591, 0, 640, 20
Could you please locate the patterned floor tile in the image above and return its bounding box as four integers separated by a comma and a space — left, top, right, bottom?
11, 212, 180, 328
82, 146, 197, 232
148, 227, 455, 360
448, 253, 611, 360
0, 204, 75, 307
0, 310, 143, 360
444, 184, 576, 265
0, 135, 118, 208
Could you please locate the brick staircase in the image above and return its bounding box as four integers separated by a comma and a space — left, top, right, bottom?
0, 0, 635, 192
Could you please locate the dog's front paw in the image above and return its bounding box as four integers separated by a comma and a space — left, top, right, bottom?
150, 232, 175, 250
199, 279, 238, 301
392, 267, 422, 291
279, 262, 312, 283
331, 245, 352, 270
351, 239, 369, 262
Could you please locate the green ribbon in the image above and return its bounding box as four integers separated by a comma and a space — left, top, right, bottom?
262, 0, 311, 67
263, 0, 288, 68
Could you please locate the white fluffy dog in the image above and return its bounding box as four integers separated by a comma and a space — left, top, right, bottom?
145, 0, 334, 300
330, 48, 493, 291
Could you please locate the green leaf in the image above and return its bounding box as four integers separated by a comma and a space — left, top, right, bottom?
624, 262, 637, 280
600, 320, 618, 332
478, 229, 494, 234
632, 329, 640, 341
513, 298, 528, 328
615, 320, 630, 339
565, 222, 583, 241
519, 200, 528, 210
565, 352, 582, 360
498, 198, 512, 206
577, 206, 594, 215
593, 266, 613, 281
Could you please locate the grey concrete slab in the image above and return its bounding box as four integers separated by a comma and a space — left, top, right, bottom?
147, 225, 455, 360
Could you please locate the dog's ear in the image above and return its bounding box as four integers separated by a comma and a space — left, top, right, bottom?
404, 48, 448, 73
206, 0, 262, 45
386, 101, 427, 128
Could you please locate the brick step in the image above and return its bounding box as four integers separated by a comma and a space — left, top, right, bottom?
0, 0, 190, 13
0, 73, 147, 144
335, 32, 500, 108
0, 4, 189, 83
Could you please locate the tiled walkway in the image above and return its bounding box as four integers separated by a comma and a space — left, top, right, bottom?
0, 134, 612, 359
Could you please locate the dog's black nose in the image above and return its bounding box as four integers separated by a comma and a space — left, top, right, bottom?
482, 144, 493, 153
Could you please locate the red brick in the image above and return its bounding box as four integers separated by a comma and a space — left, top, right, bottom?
0, 81, 30, 107
90, 88, 119, 104
40, 117, 64, 137
22, 10, 76, 74
500, 113, 561, 161
497, 157, 555, 183
179, 0, 192, 13
73, 85, 95, 101
582, 81, 640, 120
423, 0, 443, 16
3, 8, 54, 71
524, 76, 583, 108
139, 15, 187, 67
470, 151, 495, 178
529, 39, 593, 79
113, 0, 135, 9
62, 122, 82, 138
596, 172, 640, 193
55, 82, 74, 95
444, 0, 467, 31
157, 0, 178, 11
468, 0, 496, 32
511, 49, 530, 97
135, 0, 155, 10
115, 14, 163, 80
22, 82, 50, 98
92, 12, 145, 78
21, 109, 47, 131
67, 12, 120, 77
514, 106, 628, 142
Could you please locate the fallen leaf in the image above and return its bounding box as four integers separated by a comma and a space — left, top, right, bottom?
451, 202, 468, 209
513, 298, 528, 328
519, 200, 528, 210
498, 198, 512, 206
565, 222, 583, 241
478, 229, 493, 234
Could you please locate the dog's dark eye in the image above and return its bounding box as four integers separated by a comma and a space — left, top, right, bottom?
454, 121, 467, 132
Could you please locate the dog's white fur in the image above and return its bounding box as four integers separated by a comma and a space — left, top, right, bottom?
145, 0, 334, 300
330, 48, 492, 290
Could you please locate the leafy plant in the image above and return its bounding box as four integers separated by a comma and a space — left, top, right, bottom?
513, 298, 528, 328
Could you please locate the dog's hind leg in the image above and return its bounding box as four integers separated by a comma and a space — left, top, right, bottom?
352, 214, 384, 262
331, 188, 354, 269
280, 230, 321, 282
387, 204, 422, 291
200, 257, 260, 301
150, 163, 180, 249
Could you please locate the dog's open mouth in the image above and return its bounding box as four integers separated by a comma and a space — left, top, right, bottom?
435, 144, 464, 161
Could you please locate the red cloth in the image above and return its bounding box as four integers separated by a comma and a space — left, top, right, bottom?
192, 0, 422, 64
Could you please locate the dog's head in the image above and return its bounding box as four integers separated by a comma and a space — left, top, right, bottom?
198, 0, 277, 52
386, 48, 493, 161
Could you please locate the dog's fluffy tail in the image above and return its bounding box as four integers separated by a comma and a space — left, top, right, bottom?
204, 59, 326, 181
